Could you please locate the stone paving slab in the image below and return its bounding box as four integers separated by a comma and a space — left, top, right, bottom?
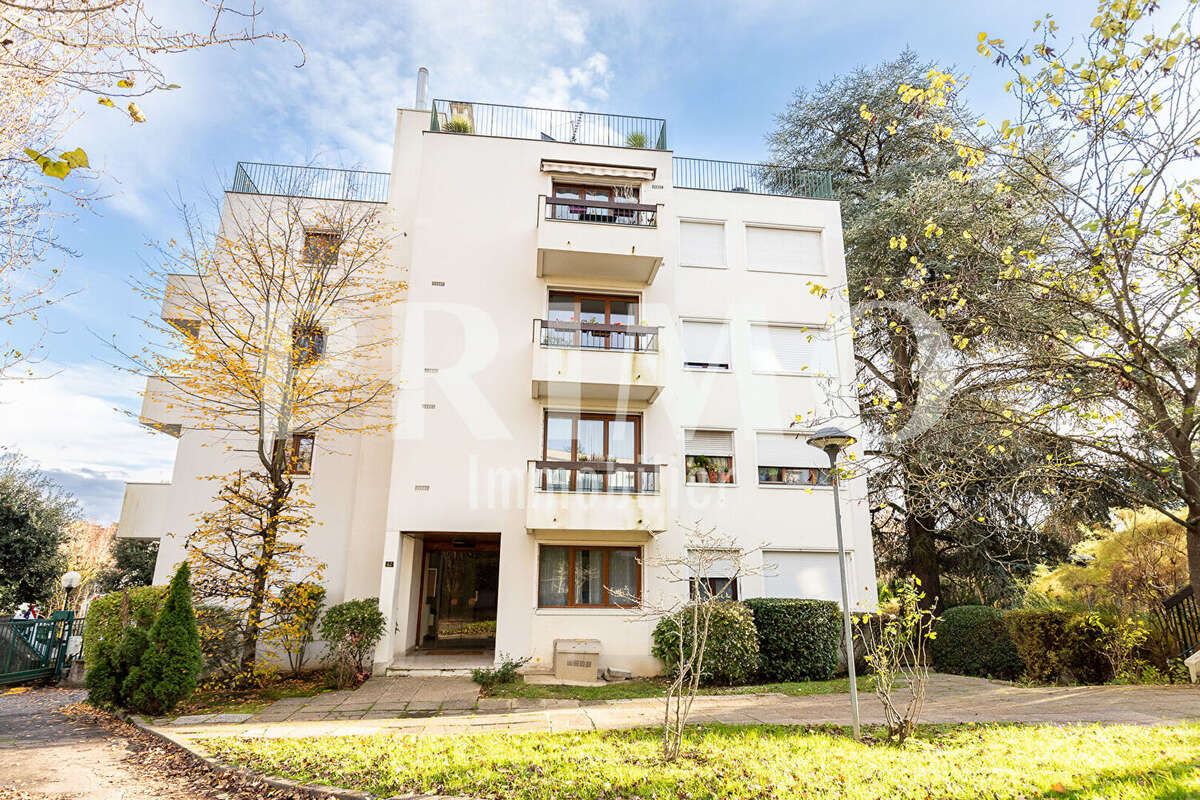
159, 673, 1200, 745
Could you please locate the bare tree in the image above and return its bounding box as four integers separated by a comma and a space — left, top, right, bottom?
121, 189, 403, 674
0, 1, 297, 378
619, 524, 764, 761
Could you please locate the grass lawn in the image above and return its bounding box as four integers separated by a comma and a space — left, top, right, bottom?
485, 675, 872, 701
172, 673, 331, 717
204, 722, 1200, 800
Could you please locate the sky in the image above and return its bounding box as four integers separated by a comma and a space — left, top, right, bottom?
0, 0, 1137, 522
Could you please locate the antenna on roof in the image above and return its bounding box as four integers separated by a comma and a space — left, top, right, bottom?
415, 67, 430, 109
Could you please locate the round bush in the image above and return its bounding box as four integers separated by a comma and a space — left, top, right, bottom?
82, 584, 167, 666
1003, 609, 1113, 684
651, 602, 759, 686
931, 605, 1023, 680
743, 598, 841, 682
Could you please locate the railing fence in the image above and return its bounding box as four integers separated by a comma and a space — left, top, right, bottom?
231, 162, 390, 203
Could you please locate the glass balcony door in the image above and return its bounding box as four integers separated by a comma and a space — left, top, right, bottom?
542, 411, 641, 492
545, 292, 639, 351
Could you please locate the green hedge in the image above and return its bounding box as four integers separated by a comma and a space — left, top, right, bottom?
743, 598, 841, 682
931, 605, 1024, 680
1003, 609, 1110, 684
651, 602, 760, 686
83, 585, 167, 665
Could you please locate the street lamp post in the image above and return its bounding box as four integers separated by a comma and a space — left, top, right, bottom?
60, 571, 82, 612
806, 426, 861, 741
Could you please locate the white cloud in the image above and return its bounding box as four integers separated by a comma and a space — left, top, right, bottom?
0, 362, 176, 521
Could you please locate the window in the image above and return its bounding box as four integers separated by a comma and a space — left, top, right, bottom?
679, 220, 725, 268
291, 321, 326, 366
538, 545, 640, 607
763, 550, 847, 602
685, 429, 735, 484
273, 432, 315, 475
302, 231, 341, 265
750, 324, 836, 376
550, 182, 643, 225
756, 432, 832, 486
544, 292, 643, 351
543, 411, 643, 492
690, 576, 739, 601
745, 225, 823, 274
681, 320, 731, 370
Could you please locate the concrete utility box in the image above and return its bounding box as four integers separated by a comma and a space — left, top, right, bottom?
554, 639, 601, 682
1186, 650, 1200, 684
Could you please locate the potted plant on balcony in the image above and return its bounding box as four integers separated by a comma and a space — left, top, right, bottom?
688, 456, 713, 483
444, 116, 473, 133
625, 131, 648, 148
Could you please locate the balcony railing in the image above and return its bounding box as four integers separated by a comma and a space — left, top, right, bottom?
535, 319, 660, 352
672, 157, 833, 200
544, 196, 657, 227
230, 162, 390, 203
432, 99, 667, 150
534, 461, 660, 494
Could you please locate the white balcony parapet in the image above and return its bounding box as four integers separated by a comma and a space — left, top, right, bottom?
139, 376, 184, 437
531, 319, 663, 406
525, 461, 668, 533
536, 195, 664, 285
117, 482, 171, 541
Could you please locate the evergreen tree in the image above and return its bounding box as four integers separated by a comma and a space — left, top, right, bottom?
124, 562, 203, 715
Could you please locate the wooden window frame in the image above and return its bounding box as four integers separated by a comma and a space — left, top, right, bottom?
546, 291, 640, 350
690, 576, 739, 601
291, 321, 326, 366
537, 545, 642, 608
302, 230, 342, 266
757, 466, 832, 486
273, 432, 315, 476
542, 410, 642, 491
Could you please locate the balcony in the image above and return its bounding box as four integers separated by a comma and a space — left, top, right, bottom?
117, 482, 171, 541
431, 99, 667, 149
526, 461, 668, 533
531, 319, 663, 406
230, 161, 390, 203
139, 376, 183, 437
672, 157, 833, 200
536, 196, 664, 284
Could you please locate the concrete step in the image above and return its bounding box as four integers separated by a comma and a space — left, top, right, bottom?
385, 666, 478, 677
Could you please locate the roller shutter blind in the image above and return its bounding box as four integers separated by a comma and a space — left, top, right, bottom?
750, 324, 836, 375
679, 221, 726, 267
684, 429, 734, 457
763, 551, 848, 603
681, 320, 732, 369
745, 226, 823, 274
755, 432, 827, 467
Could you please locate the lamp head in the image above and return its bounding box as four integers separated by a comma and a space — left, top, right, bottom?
807, 426, 856, 459
60, 571, 82, 590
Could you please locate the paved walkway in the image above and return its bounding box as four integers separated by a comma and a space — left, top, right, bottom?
158, 673, 1200, 742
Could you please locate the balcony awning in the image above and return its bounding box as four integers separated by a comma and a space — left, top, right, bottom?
540, 159, 656, 182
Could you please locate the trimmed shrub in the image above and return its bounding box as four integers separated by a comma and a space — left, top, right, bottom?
319, 598, 386, 688
651, 602, 760, 686
82, 584, 167, 666
124, 563, 203, 715
86, 625, 150, 708
743, 598, 841, 682
1003, 609, 1111, 684
931, 605, 1023, 680
472, 654, 531, 691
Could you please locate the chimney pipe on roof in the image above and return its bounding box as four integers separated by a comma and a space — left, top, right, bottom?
415, 67, 430, 110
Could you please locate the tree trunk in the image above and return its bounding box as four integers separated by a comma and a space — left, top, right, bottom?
239, 487, 284, 675
904, 506, 942, 612
1187, 514, 1200, 604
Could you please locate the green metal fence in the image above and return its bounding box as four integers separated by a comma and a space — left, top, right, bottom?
0, 612, 74, 686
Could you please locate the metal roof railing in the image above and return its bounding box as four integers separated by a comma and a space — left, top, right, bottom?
672, 157, 833, 200
230, 162, 390, 203
431, 99, 667, 150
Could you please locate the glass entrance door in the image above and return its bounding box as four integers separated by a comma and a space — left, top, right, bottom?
420, 547, 500, 650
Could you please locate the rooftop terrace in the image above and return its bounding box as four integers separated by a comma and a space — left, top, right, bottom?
229, 101, 833, 203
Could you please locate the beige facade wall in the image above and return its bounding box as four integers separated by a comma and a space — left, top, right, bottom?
126, 105, 877, 678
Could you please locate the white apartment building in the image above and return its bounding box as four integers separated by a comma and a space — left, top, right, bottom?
118, 91, 878, 677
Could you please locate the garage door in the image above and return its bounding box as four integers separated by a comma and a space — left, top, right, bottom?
762, 550, 849, 603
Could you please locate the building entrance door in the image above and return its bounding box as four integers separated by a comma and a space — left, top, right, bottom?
417, 536, 500, 651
